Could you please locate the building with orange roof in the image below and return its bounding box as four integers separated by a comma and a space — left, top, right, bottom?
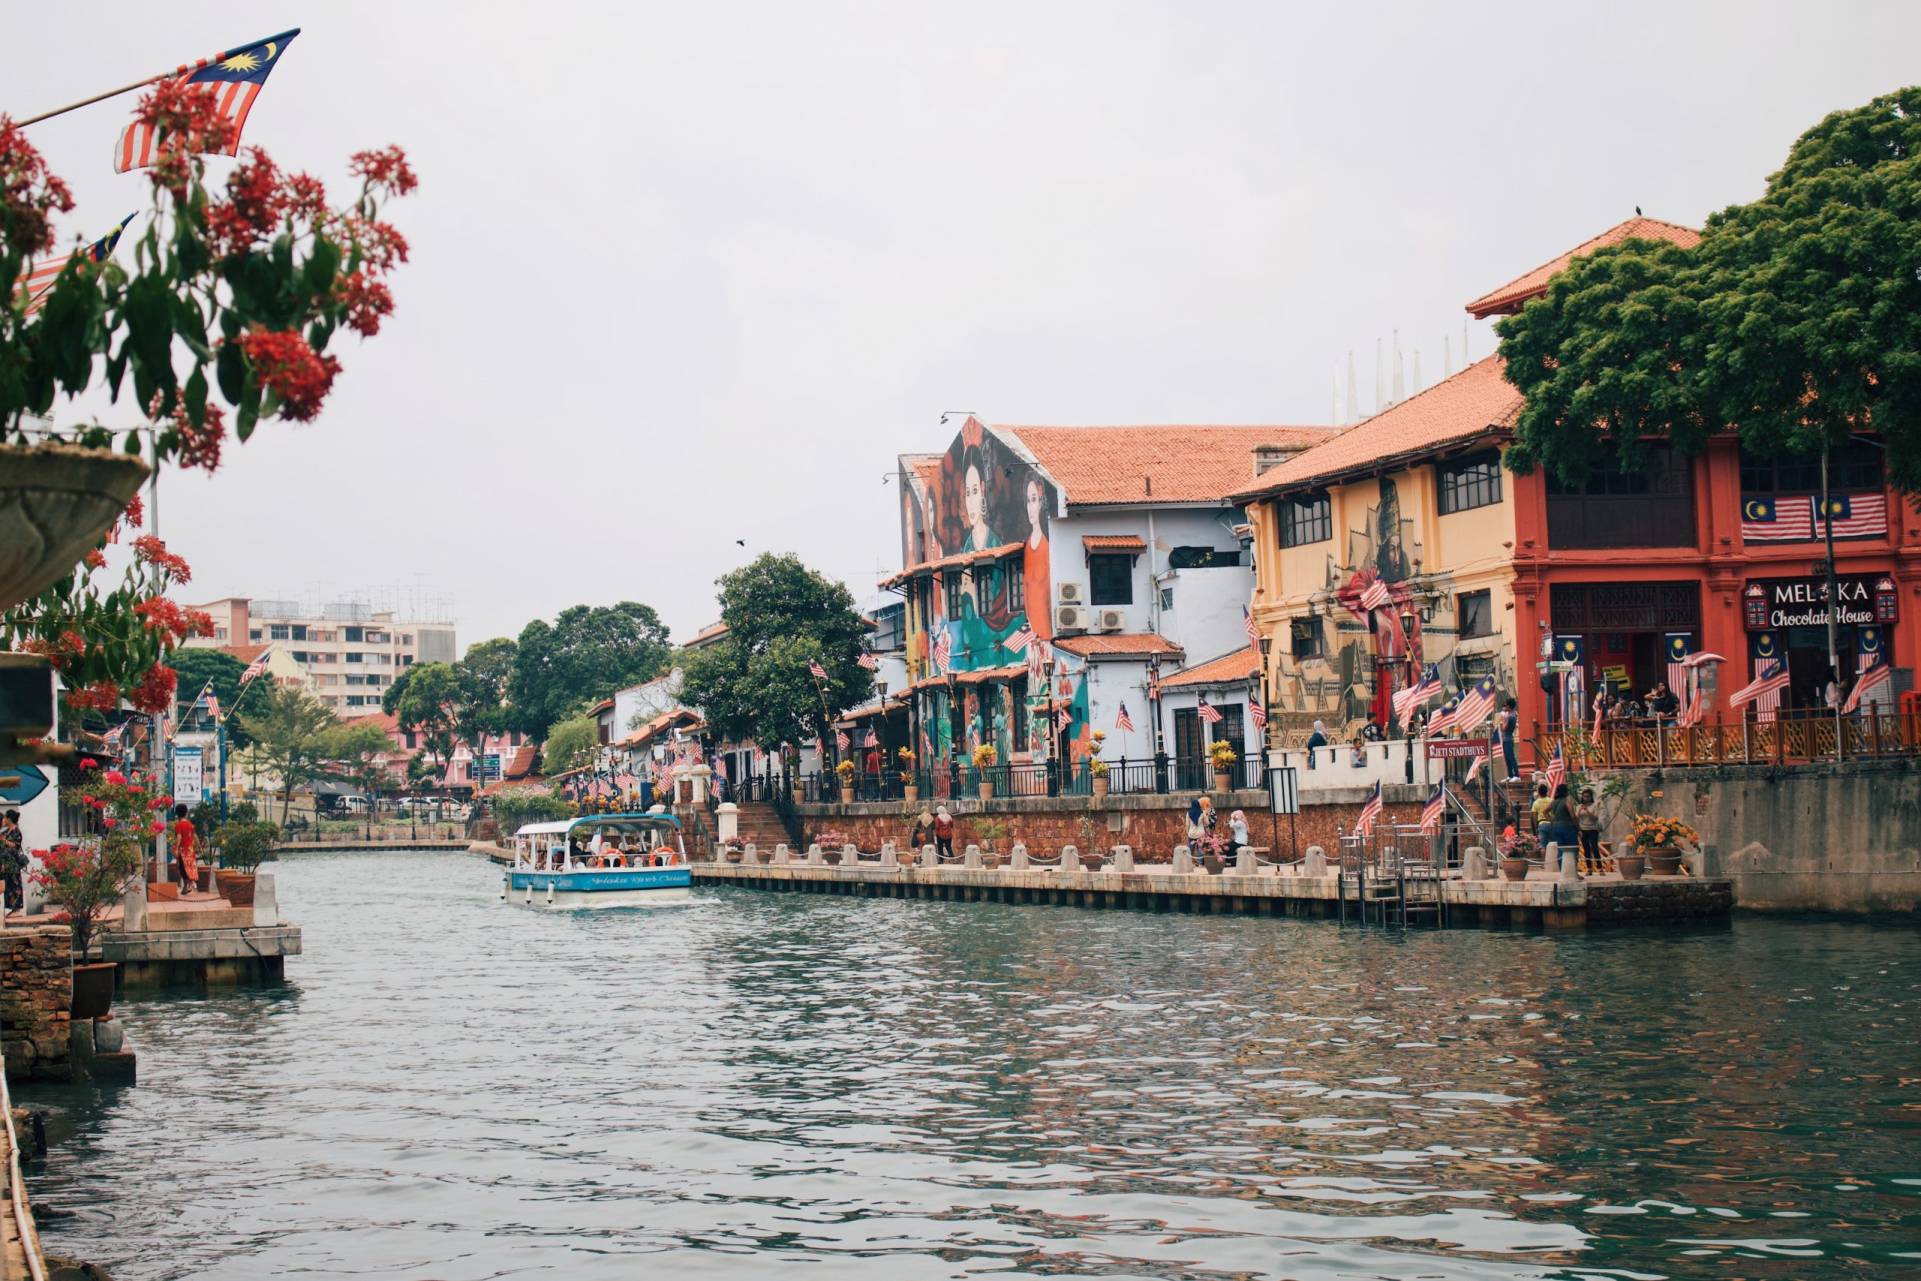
888, 415, 1331, 786
1238, 214, 1916, 761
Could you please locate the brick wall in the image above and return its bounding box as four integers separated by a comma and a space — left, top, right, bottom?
795, 793, 1422, 863
2, 926, 73, 1082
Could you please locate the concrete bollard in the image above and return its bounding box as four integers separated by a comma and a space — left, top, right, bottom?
964, 843, 982, 869
120, 880, 148, 932
1303, 845, 1329, 876
1173, 844, 1195, 874
921, 843, 937, 868
251, 871, 279, 927
715, 801, 740, 844
1557, 843, 1582, 882
1461, 846, 1488, 880
1235, 847, 1257, 876
773, 843, 791, 865
842, 843, 860, 865
1060, 844, 1078, 870
880, 841, 897, 867
1010, 841, 1029, 870
806, 843, 824, 866
1111, 844, 1133, 873
743, 843, 758, 866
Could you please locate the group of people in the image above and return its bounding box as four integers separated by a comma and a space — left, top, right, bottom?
533, 832, 681, 870
1528, 780, 1605, 874
909, 807, 958, 859
1185, 795, 1252, 854
1590, 682, 1682, 728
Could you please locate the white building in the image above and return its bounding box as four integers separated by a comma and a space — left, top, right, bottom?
189, 596, 457, 715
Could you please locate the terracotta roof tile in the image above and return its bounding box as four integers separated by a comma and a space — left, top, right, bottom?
1081, 534, 1147, 552
222, 643, 270, 663
881, 542, 1023, 588
1465, 216, 1700, 318
502, 743, 538, 779
1158, 648, 1259, 690
1000, 425, 1334, 506
1051, 633, 1183, 658
1230, 356, 1522, 500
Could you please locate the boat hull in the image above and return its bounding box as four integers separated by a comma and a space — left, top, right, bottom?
504, 867, 692, 910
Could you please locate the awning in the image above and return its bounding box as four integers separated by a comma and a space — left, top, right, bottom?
881, 542, 1025, 588
1081, 534, 1147, 553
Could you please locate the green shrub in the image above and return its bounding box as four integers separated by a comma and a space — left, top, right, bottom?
215, 820, 279, 874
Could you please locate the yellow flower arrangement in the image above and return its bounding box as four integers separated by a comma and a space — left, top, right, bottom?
1626, 814, 1699, 851
971, 743, 999, 768
1207, 739, 1238, 770
895, 746, 915, 765
835, 759, 856, 780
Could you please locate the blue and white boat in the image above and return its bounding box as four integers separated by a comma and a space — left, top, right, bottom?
503, 813, 691, 909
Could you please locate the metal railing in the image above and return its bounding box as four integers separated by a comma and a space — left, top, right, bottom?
2, 1066, 48, 1281
785, 753, 1270, 805
1537, 707, 1921, 769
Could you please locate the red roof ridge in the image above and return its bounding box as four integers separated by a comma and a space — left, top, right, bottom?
1159, 647, 1261, 689
1466, 215, 1701, 319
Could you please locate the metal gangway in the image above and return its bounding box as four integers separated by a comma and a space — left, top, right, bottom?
1335, 783, 1494, 928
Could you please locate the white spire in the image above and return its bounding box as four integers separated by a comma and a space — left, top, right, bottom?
1462, 318, 1471, 365
1412, 349, 1423, 395
1374, 337, 1385, 415
1391, 330, 1405, 406
1443, 334, 1453, 378
1346, 350, 1359, 424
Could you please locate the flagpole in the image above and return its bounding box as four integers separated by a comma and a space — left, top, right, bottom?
13, 29, 302, 128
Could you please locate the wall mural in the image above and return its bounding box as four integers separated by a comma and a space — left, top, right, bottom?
1272, 480, 1514, 741
900, 419, 1070, 765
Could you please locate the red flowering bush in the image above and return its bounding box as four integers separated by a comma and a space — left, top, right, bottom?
29, 762, 159, 956
1, 99, 414, 719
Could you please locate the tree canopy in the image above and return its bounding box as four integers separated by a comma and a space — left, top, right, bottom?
383, 661, 462, 764
678, 553, 873, 752
507, 603, 671, 737
539, 714, 600, 776
233, 681, 338, 822
1499, 86, 1921, 488
168, 647, 255, 747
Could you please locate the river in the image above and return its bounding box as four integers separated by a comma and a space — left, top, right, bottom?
18, 851, 1920, 1279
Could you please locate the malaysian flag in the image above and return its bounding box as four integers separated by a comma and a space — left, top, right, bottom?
205, 694, 221, 722
1678, 684, 1706, 728
1665, 633, 1692, 696
1358, 578, 1392, 612
113, 30, 302, 174
1816, 492, 1889, 539
1355, 782, 1383, 838
239, 650, 270, 685
1393, 664, 1442, 723
808, 658, 829, 681
1147, 668, 1161, 702
857, 652, 879, 671
1196, 696, 1222, 725
1005, 623, 1035, 654
1115, 702, 1135, 733
1741, 495, 1814, 542
713, 755, 728, 782
1248, 696, 1268, 731
1463, 749, 1485, 783
1449, 676, 1498, 736
14, 213, 137, 317
1727, 661, 1791, 714
1427, 695, 1459, 737
1420, 784, 1445, 834
836, 729, 851, 752
1055, 705, 1072, 731
1544, 744, 1565, 793
932, 630, 952, 673
1843, 660, 1892, 714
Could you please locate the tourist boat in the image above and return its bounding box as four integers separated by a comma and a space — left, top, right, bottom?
503, 813, 691, 908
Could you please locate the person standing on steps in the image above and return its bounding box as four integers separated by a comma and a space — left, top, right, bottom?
1497, 698, 1521, 783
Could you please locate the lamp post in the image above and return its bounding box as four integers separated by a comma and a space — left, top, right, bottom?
1821, 438, 1843, 746
1044, 654, 1060, 797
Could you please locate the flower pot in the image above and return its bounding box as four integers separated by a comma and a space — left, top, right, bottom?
1615, 853, 1646, 881
71, 961, 117, 1021
1080, 851, 1106, 872
903, 784, 920, 803
838, 785, 855, 804
1500, 857, 1531, 882
1091, 774, 1110, 800
146, 881, 180, 903
791, 787, 806, 806
1202, 852, 1225, 875
0, 443, 151, 615
982, 850, 1002, 869
724, 847, 744, 864
978, 781, 994, 801
1647, 849, 1684, 877
823, 848, 843, 866
215, 869, 257, 907
1212, 771, 1230, 795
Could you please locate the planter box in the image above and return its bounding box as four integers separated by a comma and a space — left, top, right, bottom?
215, 870, 257, 907
72, 961, 117, 1021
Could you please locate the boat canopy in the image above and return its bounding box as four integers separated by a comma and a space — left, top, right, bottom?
513, 820, 574, 838
565, 812, 682, 833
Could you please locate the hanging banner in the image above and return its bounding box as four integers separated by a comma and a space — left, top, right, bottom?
173, 746, 204, 805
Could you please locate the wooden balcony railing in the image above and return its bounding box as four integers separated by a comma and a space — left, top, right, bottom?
1535, 708, 1921, 769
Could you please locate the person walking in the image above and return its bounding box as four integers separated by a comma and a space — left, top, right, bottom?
932, 806, 955, 862
171, 803, 200, 895
909, 809, 936, 852
1574, 787, 1603, 875
1, 810, 25, 916
1497, 698, 1521, 782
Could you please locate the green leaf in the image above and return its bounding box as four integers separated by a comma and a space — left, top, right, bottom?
216, 340, 245, 404
304, 237, 341, 297
236, 378, 262, 442
184, 366, 207, 425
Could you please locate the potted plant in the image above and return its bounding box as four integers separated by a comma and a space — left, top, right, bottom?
1079, 845, 1106, 871
1497, 830, 1539, 882
1208, 739, 1237, 794
1196, 830, 1229, 874
31, 763, 156, 966
976, 816, 1009, 868
1627, 814, 1698, 877
818, 830, 848, 866
835, 758, 857, 804
1088, 731, 1110, 799
897, 747, 919, 802
972, 743, 998, 800
212, 817, 278, 907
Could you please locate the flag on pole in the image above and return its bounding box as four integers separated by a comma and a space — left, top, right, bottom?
1420, 784, 1445, 834
1843, 660, 1892, 714
932, 630, 952, 673
1196, 696, 1223, 725
857, 652, 879, 671
1248, 696, 1268, 731
239, 651, 270, 685
808, 658, 828, 681
863, 729, 878, 747
1005, 622, 1035, 654
205, 694, 221, 722
1147, 669, 1161, 702
1055, 705, 1072, 731
1115, 702, 1134, 733
1393, 664, 1442, 723
1543, 744, 1565, 793
1463, 749, 1485, 783
1816, 492, 1889, 539
1727, 662, 1791, 711
1448, 675, 1498, 736
1664, 633, 1692, 696
1355, 781, 1383, 838
835, 729, 851, 752
1242, 605, 1263, 667
113, 30, 303, 174
1358, 578, 1392, 612
15, 213, 137, 317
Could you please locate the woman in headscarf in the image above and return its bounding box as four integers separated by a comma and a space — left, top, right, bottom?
1186, 796, 1204, 841
1304, 719, 1328, 770
909, 809, 936, 851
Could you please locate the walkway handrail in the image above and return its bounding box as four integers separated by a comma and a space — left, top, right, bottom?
2, 1066, 48, 1281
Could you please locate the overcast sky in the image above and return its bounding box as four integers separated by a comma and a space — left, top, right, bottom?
15, 2, 1921, 653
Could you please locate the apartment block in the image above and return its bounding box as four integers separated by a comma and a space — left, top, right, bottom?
189, 596, 458, 714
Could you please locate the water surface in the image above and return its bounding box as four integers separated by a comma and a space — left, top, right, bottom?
22, 851, 1921, 1279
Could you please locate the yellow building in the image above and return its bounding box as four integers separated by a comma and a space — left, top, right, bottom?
1230, 356, 1525, 745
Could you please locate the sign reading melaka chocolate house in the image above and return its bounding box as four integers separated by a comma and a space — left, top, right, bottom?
1743, 574, 1898, 630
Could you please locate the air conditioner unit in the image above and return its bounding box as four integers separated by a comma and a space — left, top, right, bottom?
1055, 604, 1088, 634
1095, 608, 1125, 633
1057, 582, 1083, 605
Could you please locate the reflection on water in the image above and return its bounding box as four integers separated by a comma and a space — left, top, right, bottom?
19, 852, 1921, 1279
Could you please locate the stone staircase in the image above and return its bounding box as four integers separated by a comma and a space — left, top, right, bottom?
731, 799, 795, 851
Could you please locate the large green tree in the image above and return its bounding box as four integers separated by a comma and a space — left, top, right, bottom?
169, 647, 256, 748
454, 637, 517, 741
1499, 86, 1921, 489
383, 661, 462, 766
319, 719, 397, 803
678, 553, 872, 753
540, 714, 601, 776
508, 603, 671, 737
233, 681, 338, 823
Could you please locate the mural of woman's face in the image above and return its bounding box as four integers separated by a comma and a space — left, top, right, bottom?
965, 464, 985, 534
1025, 479, 1045, 536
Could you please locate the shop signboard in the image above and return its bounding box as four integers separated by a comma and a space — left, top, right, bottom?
1743, 575, 1895, 630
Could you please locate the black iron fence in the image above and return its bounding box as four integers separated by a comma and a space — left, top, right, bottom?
784, 753, 1268, 805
